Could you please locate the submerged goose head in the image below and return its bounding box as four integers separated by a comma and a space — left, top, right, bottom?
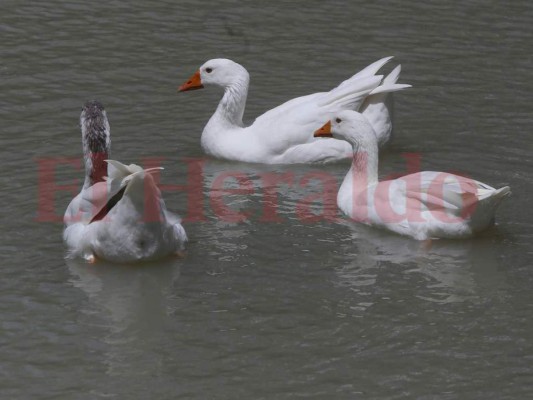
80, 100, 111, 188
179, 58, 249, 91
314, 110, 378, 150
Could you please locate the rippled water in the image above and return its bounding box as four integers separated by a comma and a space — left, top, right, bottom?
2, 0, 533, 398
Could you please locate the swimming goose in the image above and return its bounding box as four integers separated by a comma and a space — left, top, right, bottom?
313, 110, 511, 240
63, 101, 187, 263
179, 57, 410, 164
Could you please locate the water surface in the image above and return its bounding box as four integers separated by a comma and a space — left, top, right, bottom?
1, 0, 533, 398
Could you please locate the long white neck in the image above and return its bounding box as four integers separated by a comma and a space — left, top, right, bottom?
207, 74, 249, 129
338, 136, 379, 214
348, 140, 379, 186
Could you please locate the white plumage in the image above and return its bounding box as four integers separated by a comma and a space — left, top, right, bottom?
314, 110, 511, 240
179, 57, 410, 164
63, 101, 187, 263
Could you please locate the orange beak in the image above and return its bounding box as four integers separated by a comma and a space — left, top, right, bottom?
178, 70, 204, 92
314, 121, 332, 138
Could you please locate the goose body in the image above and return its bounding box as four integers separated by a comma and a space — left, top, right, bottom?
314, 110, 511, 240
63, 101, 187, 263
179, 57, 410, 164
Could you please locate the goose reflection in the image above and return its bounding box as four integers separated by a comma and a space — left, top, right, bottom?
332, 221, 508, 311
201, 159, 345, 224
66, 257, 182, 377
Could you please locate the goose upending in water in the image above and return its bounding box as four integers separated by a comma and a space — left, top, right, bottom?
63, 101, 187, 263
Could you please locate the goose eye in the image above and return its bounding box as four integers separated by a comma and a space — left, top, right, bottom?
205, 68, 213, 73
335, 118, 342, 123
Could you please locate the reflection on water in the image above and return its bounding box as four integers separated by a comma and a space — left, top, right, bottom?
66, 258, 182, 377
201, 160, 343, 225
333, 221, 508, 311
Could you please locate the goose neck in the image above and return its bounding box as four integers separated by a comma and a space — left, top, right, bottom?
213, 76, 249, 127
82, 124, 110, 189
341, 140, 380, 194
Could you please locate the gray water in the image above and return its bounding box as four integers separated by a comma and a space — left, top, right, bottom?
2, 0, 533, 398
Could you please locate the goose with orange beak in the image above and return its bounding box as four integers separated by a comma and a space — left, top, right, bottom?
179, 70, 203, 91
314, 121, 333, 138
178, 57, 410, 164
313, 110, 511, 240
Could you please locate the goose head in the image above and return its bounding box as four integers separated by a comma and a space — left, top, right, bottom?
179, 58, 249, 91
314, 110, 378, 149
80, 100, 111, 187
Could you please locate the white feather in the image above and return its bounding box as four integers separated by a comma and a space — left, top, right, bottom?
64, 111, 187, 263
181, 57, 410, 164
328, 110, 510, 240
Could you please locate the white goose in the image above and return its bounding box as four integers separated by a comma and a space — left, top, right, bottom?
313, 110, 511, 240
63, 101, 187, 263
179, 57, 410, 164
